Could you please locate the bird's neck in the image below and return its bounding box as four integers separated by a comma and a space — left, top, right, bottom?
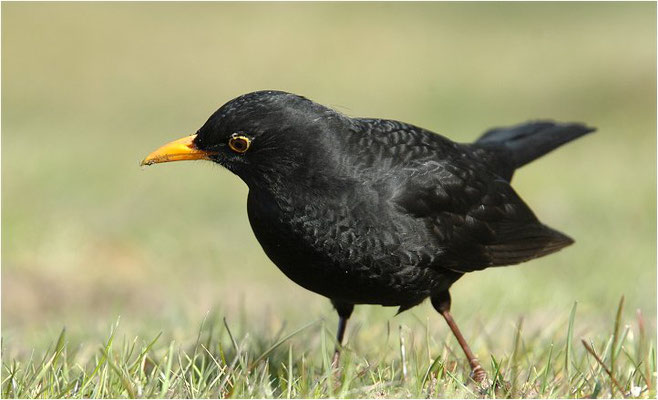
244, 159, 357, 225
242, 149, 354, 198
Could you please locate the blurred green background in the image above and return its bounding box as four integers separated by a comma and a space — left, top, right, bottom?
3, 2, 655, 357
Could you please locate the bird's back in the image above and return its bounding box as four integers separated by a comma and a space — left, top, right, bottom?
334, 117, 576, 272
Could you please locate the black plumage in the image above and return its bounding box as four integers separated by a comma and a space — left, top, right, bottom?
142, 90, 594, 382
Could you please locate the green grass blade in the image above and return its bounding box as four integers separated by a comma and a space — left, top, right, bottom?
248, 319, 319, 371
510, 317, 523, 398
421, 355, 443, 388
541, 343, 554, 394
159, 340, 176, 398
22, 328, 67, 395
611, 295, 625, 396
79, 320, 119, 395
565, 302, 577, 379
100, 347, 136, 399
287, 343, 293, 399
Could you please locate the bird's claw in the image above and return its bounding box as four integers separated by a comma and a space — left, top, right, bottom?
470, 366, 491, 392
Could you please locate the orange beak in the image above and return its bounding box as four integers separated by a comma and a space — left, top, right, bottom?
140, 134, 218, 166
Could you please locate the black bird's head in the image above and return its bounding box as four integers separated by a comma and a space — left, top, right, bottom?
141, 90, 346, 187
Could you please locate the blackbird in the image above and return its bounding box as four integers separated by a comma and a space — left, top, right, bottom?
142, 90, 594, 382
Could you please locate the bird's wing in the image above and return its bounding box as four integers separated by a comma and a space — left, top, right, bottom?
392, 158, 573, 273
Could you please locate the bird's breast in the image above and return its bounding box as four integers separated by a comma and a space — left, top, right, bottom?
245, 188, 451, 306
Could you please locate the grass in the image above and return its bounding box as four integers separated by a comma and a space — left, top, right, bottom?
3, 298, 655, 398
2, 2, 656, 398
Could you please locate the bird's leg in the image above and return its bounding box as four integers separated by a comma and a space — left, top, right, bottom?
330, 300, 354, 368
431, 291, 487, 383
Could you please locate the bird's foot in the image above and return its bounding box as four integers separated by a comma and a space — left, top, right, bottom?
471, 365, 487, 383
329, 351, 345, 394
331, 350, 341, 369
470, 366, 491, 393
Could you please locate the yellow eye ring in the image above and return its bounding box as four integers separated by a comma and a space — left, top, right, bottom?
228, 135, 251, 154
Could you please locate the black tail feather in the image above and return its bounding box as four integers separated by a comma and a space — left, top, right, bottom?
485, 223, 574, 267
476, 121, 595, 170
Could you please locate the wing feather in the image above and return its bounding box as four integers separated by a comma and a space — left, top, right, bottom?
395, 160, 572, 272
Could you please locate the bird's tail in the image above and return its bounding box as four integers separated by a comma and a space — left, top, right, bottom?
475, 121, 595, 170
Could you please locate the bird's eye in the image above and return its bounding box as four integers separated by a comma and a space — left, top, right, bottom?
228, 134, 251, 154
